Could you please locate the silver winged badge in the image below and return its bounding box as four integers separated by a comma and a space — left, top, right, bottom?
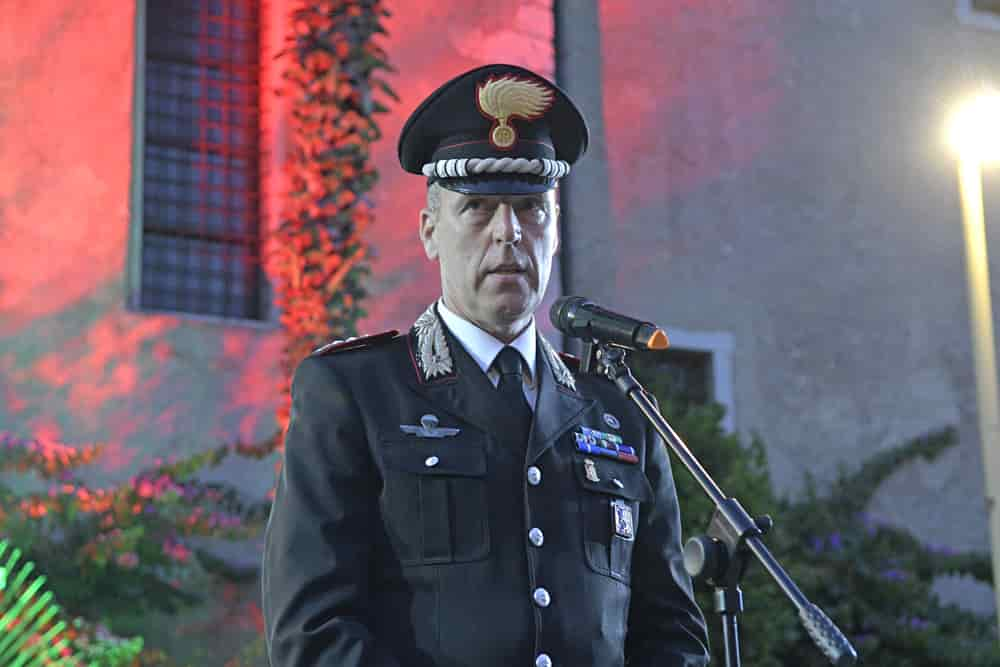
400, 414, 461, 439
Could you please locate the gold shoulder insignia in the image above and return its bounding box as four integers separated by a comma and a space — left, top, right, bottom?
312, 330, 399, 357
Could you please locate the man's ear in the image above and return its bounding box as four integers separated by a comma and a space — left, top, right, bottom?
419, 208, 439, 261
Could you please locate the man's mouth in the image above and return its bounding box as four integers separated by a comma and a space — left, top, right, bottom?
489, 264, 526, 274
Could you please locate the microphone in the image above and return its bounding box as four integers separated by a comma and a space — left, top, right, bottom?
550, 297, 669, 351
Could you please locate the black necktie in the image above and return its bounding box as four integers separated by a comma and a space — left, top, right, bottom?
492, 346, 533, 442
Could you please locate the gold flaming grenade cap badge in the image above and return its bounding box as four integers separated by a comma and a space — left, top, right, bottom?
477, 75, 555, 149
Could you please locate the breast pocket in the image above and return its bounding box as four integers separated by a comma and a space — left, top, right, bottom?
575, 456, 654, 583
379, 436, 490, 566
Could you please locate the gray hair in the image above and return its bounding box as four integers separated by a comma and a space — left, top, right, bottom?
426, 181, 443, 216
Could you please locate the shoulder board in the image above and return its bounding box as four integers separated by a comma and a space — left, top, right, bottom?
311, 330, 399, 357
558, 351, 581, 372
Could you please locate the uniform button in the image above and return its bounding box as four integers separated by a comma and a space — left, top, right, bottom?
529, 528, 544, 547
533, 587, 551, 608
424, 456, 439, 467
535, 654, 552, 667
527, 466, 542, 486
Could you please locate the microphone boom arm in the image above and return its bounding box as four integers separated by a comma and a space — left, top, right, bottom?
590, 343, 858, 667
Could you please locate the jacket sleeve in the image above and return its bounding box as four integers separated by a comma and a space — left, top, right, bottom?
624, 399, 711, 667
262, 355, 401, 667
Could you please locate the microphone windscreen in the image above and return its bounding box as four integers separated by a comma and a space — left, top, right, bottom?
550, 296, 584, 331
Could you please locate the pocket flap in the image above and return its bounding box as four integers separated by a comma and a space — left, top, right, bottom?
382, 439, 487, 477
574, 456, 653, 502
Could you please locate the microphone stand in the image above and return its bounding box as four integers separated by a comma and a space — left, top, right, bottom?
581, 341, 858, 667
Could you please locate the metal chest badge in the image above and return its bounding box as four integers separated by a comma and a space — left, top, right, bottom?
400, 414, 461, 438
611, 499, 635, 541
583, 458, 600, 483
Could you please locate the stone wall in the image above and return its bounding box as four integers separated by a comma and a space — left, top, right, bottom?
565, 0, 999, 612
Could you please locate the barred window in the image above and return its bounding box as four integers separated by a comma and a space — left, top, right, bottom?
958, 0, 1000, 29
625, 328, 735, 432
134, 0, 267, 321
972, 0, 1000, 12
632, 348, 714, 408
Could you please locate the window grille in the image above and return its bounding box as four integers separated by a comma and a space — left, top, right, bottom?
139, 0, 265, 320
958, 0, 1000, 30
632, 348, 714, 408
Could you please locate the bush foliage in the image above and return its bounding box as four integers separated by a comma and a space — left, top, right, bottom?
635, 362, 999, 666
0, 433, 269, 665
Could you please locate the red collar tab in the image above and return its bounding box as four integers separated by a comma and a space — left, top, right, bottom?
312, 330, 399, 357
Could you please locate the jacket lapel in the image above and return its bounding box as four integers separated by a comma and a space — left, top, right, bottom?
402, 303, 502, 436
526, 333, 594, 464
402, 303, 595, 454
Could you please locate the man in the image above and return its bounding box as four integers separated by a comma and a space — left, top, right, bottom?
262, 63, 709, 667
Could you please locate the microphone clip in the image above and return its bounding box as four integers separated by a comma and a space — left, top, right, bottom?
580, 340, 629, 380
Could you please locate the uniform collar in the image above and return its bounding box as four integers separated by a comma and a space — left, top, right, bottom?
408, 301, 575, 392
436, 298, 536, 381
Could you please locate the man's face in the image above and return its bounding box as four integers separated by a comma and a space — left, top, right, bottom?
419, 184, 560, 335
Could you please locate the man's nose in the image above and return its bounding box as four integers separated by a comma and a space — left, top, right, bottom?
491, 204, 522, 244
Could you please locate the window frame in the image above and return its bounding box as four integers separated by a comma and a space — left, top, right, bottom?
126, 0, 277, 329
957, 0, 1000, 31
657, 327, 736, 433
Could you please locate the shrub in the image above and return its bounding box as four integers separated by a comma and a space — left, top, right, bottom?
635, 363, 998, 665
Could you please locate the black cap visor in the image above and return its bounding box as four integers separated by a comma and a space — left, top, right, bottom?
432, 173, 557, 195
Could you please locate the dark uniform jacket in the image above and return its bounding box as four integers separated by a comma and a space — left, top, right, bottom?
262, 303, 709, 666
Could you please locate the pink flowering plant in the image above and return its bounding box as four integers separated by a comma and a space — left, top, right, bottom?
0, 431, 270, 648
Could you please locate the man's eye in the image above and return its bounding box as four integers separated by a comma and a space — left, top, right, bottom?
518, 201, 547, 216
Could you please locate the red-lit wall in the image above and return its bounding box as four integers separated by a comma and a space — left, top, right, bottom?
1, 4, 137, 337
1, 3, 151, 470
0, 0, 554, 658
0, 0, 787, 485
0, 2, 554, 470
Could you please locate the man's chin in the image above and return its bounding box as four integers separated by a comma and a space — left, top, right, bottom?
488, 293, 538, 322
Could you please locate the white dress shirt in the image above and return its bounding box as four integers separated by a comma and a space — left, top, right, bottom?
437, 299, 537, 411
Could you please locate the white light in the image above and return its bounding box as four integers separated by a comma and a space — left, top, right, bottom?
949, 92, 1000, 164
